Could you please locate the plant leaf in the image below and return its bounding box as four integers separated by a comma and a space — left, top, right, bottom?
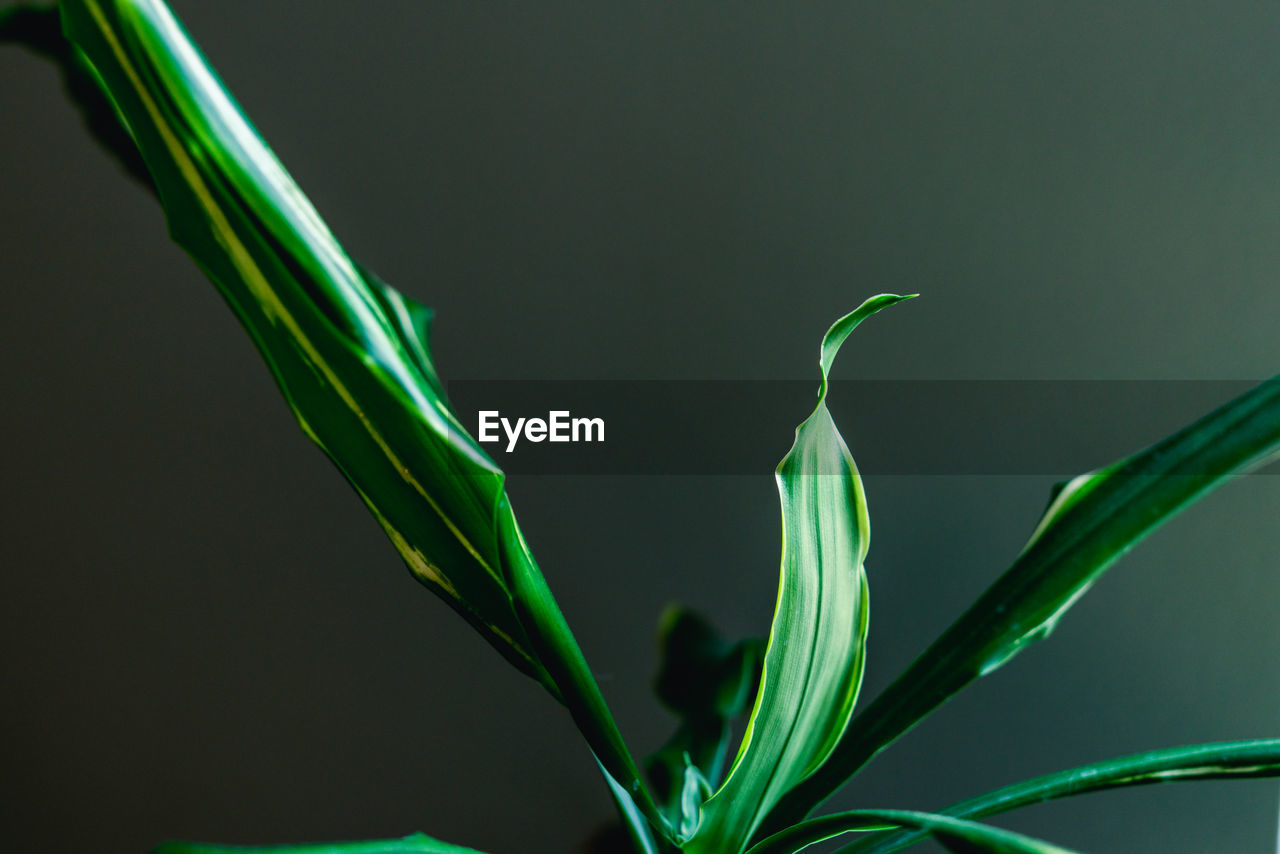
761, 374, 1280, 835
153, 835, 485, 854
57, 0, 671, 839
683, 295, 915, 853
652, 606, 763, 724
745, 809, 1079, 854
644, 606, 763, 828
496, 506, 672, 837
600, 757, 663, 854
834, 738, 1280, 854
59, 0, 542, 682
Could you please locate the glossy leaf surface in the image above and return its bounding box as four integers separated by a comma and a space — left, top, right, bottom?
762, 373, 1280, 834
746, 809, 1078, 854
837, 739, 1280, 854
154, 835, 486, 854
57, 0, 670, 840
685, 296, 914, 853
60, 0, 540, 682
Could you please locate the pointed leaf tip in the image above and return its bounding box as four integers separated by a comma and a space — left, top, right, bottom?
818, 294, 916, 401
687, 294, 911, 853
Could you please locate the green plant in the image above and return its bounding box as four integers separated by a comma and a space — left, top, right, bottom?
3, 2, 1279, 852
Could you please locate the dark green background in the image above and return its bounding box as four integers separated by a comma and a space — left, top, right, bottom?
1, 3, 1277, 852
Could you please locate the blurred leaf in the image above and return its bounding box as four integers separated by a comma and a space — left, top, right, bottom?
762, 373, 1280, 835
684, 296, 915, 853
153, 834, 486, 854
644, 606, 763, 829
745, 809, 1079, 854
648, 718, 731, 811
57, 0, 670, 839
836, 739, 1280, 854
653, 606, 763, 721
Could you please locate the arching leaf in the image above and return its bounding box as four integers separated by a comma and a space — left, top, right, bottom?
55, 0, 670, 840
153, 835, 486, 854
746, 809, 1079, 854
762, 373, 1280, 836
836, 739, 1280, 854
684, 295, 915, 853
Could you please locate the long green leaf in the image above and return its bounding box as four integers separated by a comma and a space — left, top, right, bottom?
59, 0, 540, 685
835, 739, 1280, 854
761, 374, 1280, 835
684, 295, 914, 853
153, 834, 486, 854
496, 506, 671, 838
57, 0, 670, 839
746, 809, 1079, 854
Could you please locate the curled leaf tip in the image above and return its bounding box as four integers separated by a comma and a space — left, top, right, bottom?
818, 294, 916, 401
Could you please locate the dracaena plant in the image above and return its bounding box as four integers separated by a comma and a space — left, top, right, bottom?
3, 3, 1279, 853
